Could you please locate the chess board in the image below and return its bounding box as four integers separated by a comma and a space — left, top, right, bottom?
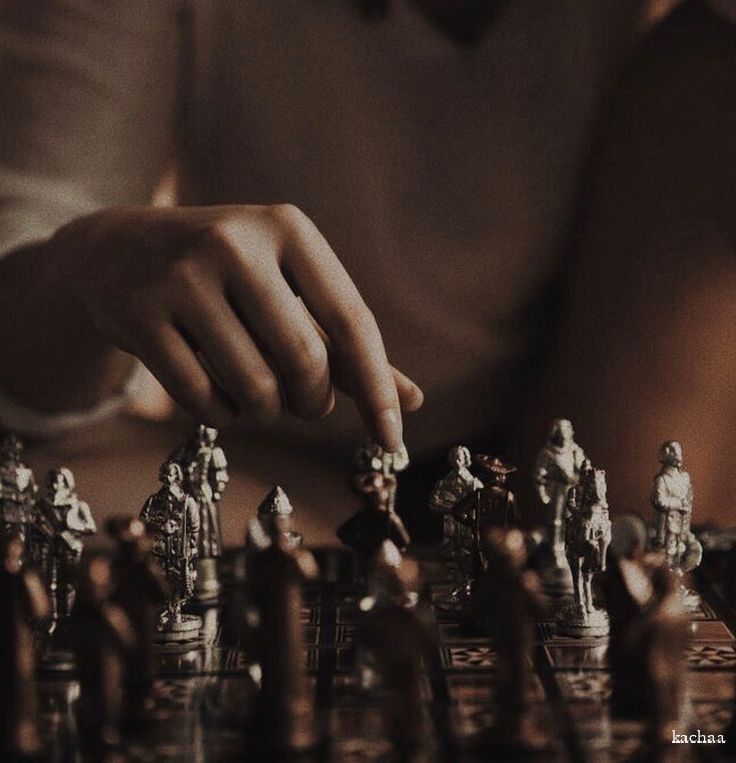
35, 540, 736, 762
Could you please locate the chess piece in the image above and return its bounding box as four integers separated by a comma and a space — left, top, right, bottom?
429, 445, 483, 555
534, 419, 586, 573
474, 527, 549, 753
353, 440, 409, 514
106, 517, 168, 731
140, 460, 202, 641
0, 536, 50, 759
257, 485, 303, 548
358, 540, 436, 759
0, 434, 37, 557
651, 441, 702, 610
249, 515, 322, 753
32, 467, 96, 668
557, 466, 611, 637
171, 425, 228, 601
70, 555, 136, 761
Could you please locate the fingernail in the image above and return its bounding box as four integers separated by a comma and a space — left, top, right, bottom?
376, 408, 402, 452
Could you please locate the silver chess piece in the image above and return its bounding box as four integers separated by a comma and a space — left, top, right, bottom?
140, 460, 202, 641
557, 466, 611, 638
534, 418, 586, 580
171, 425, 228, 601
651, 441, 702, 611
429, 445, 483, 556
353, 440, 409, 514
0, 434, 37, 556
257, 486, 303, 548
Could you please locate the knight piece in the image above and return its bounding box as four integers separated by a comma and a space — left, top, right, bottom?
429, 445, 483, 556
32, 467, 96, 651
557, 466, 611, 638
0, 536, 51, 760
106, 517, 168, 730
534, 419, 586, 572
474, 527, 549, 754
651, 441, 702, 610
140, 460, 202, 641
257, 485, 303, 548
249, 515, 322, 754
0, 434, 37, 556
70, 556, 136, 761
171, 425, 229, 601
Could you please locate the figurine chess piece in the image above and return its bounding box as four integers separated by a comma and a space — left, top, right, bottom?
429, 445, 483, 555
249, 515, 322, 754
474, 527, 549, 754
557, 466, 611, 637
0, 536, 51, 760
0, 434, 37, 556
651, 441, 703, 611
257, 485, 303, 548
171, 425, 228, 601
140, 460, 202, 641
534, 419, 586, 574
353, 440, 410, 514
358, 540, 436, 759
106, 517, 168, 731
32, 467, 96, 666
70, 556, 136, 762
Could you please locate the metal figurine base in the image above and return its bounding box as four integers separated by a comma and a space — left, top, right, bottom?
154, 613, 202, 643
192, 557, 221, 602
556, 604, 610, 638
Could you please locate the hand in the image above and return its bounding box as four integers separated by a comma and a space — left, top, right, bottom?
56, 205, 423, 450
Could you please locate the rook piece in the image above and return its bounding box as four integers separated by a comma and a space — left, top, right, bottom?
651, 441, 702, 610
106, 517, 168, 730
534, 419, 586, 574
0, 434, 37, 557
249, 515, 322, 753
70, 556, 136, 761
557, 465, 611, 637
0, 536, 50, 759
257, 486, 303, 548
171, 425, 228, 601
140, 460, 201, 641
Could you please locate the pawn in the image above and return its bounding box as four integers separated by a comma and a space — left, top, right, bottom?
474, 527, 550, 754
249, 515, 322, 754
70, 556, 136, 762
0, 536, 50, 760
257, 486, 303, 548
106, 517, 168, 732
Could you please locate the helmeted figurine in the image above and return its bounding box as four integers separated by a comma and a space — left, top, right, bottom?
651, 441, 702, 610
557, 466, 611, 637
257, 486, 303, 548
534, 419, 586, 568
0, 434, 37, 554
0, 536, 50, 759
140, 460, 201, 638
32, 467, 96, 636
429, 445, 483, 554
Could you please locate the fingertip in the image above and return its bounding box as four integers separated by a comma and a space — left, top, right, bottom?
319, 387, 336, 418
375, 407, 403, 453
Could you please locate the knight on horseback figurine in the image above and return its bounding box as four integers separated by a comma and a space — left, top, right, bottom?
557, 462, 611, 638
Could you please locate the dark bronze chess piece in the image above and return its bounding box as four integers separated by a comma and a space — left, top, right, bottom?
31, 467, 96, 669
70, 555, 136, 762
106, 516, 168, 731
257, 485, 303, 548
248, 515, 322, 754
140, 460, 202, 642
171, 424, 228, 601
0, 536, 50, 760
0, 433, 37, 557
474, 527, 550, 755
651, 440, 702, 611
534, 418, 586, 591
557, 465, 611, 638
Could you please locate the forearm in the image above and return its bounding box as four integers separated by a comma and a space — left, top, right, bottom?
0, 234, 134, 416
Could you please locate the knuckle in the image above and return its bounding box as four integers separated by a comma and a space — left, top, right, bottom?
242, 373, 281, 411
291, 336, 328, 378
331, 303, 378, 347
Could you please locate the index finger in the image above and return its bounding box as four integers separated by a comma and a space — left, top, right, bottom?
278, 207, 404, 451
